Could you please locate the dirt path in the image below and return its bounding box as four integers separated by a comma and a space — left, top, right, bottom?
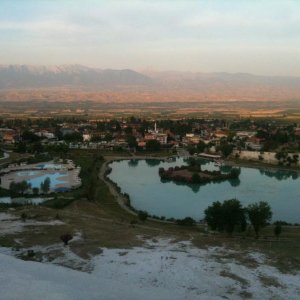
99, 158, 137, 216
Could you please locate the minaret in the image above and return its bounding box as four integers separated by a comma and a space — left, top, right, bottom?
154, 122, 157, 133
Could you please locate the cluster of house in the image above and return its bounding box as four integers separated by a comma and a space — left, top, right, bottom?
0, 128, 19, 144
2, 120, 300, 153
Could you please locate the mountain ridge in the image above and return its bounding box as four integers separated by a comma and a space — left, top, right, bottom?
0, 64, 300, 102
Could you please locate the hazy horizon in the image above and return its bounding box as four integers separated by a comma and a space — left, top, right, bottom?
1, 0, 300, 77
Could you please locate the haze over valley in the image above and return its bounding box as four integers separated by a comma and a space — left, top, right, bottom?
1, 65, 300, 103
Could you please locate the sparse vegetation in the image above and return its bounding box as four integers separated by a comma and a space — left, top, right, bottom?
247, 202, 272, 238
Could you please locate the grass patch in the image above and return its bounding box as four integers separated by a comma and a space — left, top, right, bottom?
220, 270, 249, 287
259, 274, 285, 288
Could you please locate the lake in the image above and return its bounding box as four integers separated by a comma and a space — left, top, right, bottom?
108, 158, 300, 223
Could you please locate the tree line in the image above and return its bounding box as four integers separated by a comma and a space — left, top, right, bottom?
9, 177, 51, 195
205, 199, 273, 238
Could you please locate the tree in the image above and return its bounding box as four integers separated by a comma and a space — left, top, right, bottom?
222, 199, 246, 234
22, 130, 41, 143
16, 142, 27, 153
247, 201, 272, 238
217, 142, 233, 157
204, 201, 225, 232
9, 180, 31, 195
124, 126, 133, 135
274, 224, 282, 238
19, 181, 31, 194
40, 177, 51, 194
146, 139, 161, 151
197, 140, 206, 152
63, 132, 83, 143
32, 142, 44, 154
126, 135, 137, 149
204, 199, 246, 234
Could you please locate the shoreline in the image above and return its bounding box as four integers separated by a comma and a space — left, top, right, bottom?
99, 156, 178, 224
100, 154, 300, 225
226, 158, 300, 173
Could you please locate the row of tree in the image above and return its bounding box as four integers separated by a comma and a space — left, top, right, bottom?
204, 199, 272, 238
9, 177, 51, 195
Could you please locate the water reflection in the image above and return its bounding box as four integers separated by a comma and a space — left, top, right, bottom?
220, 165, 233, 173
128, 159, 139, 167
145, 159, 161, 167
229, 178, 241, 187
259, 169, 299, 181
170, 180, 201, 193
108, 158, 300, 223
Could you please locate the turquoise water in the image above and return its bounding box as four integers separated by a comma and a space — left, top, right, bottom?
108, 158, 300, 223
27, 173, 66, 188
17, 171, 39, 177
37, 164, 63, 169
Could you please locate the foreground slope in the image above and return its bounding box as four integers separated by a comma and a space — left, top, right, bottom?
1, 238, 300, 300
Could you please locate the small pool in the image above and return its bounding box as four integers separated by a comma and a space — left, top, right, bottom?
28, 173, 67, 189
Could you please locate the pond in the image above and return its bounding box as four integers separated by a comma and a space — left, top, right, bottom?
108, 158, 300, 223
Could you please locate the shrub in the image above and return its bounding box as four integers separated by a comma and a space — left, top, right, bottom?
274, 224, 282, 238
138, 211, 148, 221
60, 234, 73, 246
176, 217, 196, 226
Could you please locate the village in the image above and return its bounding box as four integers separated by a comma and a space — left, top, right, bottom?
1, 117, 300, 169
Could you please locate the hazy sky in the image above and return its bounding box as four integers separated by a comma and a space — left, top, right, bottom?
1, 0, 300, 76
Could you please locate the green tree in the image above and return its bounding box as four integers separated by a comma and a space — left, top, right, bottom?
126, 135, 138, 148
16, 142, 27, 153
247, 201, 272, 238
204, 201, 224, 232
222, 199, 246, 234
63, 132, 83, 143
146, 139, 161, 151
22, 131, 41, 143
197, 140, 206, 152
19, 181, 31, 194
217, 142, 233, 157
40, 177, 51, 194
9, 181, 31, 195
205, 199, 246, 234
274, 224, 282, 238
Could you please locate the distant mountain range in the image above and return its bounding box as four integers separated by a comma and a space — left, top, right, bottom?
0, 64, 300, 102
0, 65, 152, 89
